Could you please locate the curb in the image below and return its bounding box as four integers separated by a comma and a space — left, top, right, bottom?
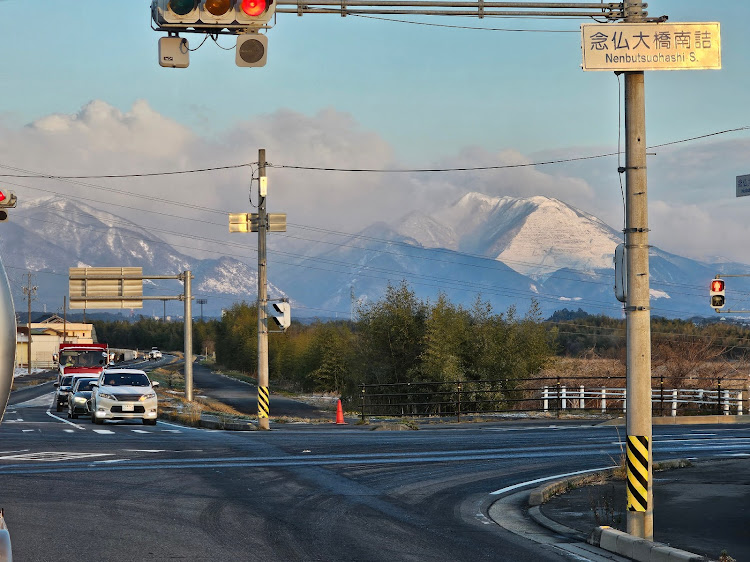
199, 413, 258, 431
599, 414, 750, 426
588, 527, 709, 562
527, 459, 709, 562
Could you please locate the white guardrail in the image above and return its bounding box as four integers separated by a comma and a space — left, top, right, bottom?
541, 385, 744, 416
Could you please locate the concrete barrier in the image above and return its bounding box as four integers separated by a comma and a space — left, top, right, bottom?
588, 526, 709, 562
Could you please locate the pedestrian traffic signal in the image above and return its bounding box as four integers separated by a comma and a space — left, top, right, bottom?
710, 278, 725, 310
236, 33, 268, 67
152, 0, 275, 30
0, 190, 17, 222
270, 301, 290, 331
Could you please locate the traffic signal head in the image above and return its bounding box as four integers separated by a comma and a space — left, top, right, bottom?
270, 301, 290, 331
236, 33, 268, 67
0, 190, 17, 222
153, 0, 274, 30
710, 278, 725, 310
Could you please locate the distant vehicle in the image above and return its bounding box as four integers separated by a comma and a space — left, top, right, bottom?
54, 343, 110, 384
67, 377, 98, 419
90, 368, 159, 425
148, 347, 162, 360
53, 375, 75, 412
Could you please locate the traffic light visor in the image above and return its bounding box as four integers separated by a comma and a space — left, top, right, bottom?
711, 279, 725, 292
205, 0, 232, 15
242, 0, 267, 16
169, 0, 196, 15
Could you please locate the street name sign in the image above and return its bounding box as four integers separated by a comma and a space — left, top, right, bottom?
737, 174, 750, 198
582, 23, 721, 71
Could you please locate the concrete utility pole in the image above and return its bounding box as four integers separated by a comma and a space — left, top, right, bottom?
257, 149, 270, 430
623, 0, 653, 540
22, 273, 37, 375
182, 271, 193, 402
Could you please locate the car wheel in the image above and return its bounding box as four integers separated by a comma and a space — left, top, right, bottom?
143, 418, 157, 426
71, 413, 78, 419
56, 403, 63, 412
94, 414, 104, 425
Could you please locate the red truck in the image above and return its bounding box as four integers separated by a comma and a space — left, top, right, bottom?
53, 343, 110, 412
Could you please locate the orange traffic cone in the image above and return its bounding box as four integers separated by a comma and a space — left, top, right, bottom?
335, 399, 346, 424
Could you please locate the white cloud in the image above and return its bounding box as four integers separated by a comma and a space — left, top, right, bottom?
1, 100, 749, 266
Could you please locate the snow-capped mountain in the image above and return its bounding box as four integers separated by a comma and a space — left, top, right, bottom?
1, 197, 286, 318
393, 193, 622, 280
1, 194, 740, 320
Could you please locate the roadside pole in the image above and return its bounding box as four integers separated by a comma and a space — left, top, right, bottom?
257, 149, 270, 430
624, 0, 653, 540
183, 270, 193, 402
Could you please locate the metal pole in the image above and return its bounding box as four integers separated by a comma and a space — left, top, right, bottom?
63, 296, 67, 345
624, 0, 653, 540
257, 149, 270, 430
183, 270, 193, 402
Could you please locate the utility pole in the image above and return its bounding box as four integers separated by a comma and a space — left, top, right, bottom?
623, 0, 653, 541
182, 271, 193, 402
196, 298, 207, 321
257, 148, 270, 430
22, 273, 37, 375
63, 296, 67, 344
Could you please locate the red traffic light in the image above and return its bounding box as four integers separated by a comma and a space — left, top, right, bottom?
0, 191, 7, 204
241, 0, 267, 16
711, 279, 725, 293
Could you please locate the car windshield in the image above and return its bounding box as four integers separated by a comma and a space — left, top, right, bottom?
60, 350, 107, 368
60, 376, 73, 386
103, 373, 150, 387
74, 379, 97, 392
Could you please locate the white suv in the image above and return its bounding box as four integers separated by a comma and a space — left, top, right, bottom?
90, 368, 159, 425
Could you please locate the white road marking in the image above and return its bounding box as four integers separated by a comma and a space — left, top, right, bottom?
92, 429, 115, 435
46, 410, 86, 430
0, 451, 112, 462
490, 465, 615, 496
131, 430, 150, 434
11, 391, 55, 408
124, 449, 166, 453
63, 429, 75, 433
22, 429, 35, 433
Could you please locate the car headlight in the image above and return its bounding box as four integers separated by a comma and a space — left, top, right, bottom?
74, 396, 87, 403
139, 392, 157, 402
98, 392, 116, 401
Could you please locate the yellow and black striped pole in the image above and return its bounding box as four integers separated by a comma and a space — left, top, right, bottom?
258, 385, 270, 420
626, 435, 649, 512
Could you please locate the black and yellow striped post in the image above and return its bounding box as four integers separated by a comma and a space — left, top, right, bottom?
258, 386, 270, 420
626, 435, 649, 512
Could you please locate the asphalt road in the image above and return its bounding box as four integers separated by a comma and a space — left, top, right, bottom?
1, 381, 749, 561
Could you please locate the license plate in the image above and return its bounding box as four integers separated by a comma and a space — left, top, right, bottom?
122, 404, 135, 412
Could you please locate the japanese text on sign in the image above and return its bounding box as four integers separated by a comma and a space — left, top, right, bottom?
581, 23, 721, 71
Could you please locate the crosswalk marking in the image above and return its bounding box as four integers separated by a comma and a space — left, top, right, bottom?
0, 451, 112, 462
131, 429, 150, 434
92, 429, 115, 435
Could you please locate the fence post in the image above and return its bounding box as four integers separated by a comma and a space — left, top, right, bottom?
623, 388, 627, 414
672, 389, 677, 417
456, 381, 462, 423
723, 390, 730, 415
659, 375, 664, 417
738, 391, 743, 416
543, 385, 549, 412
579, 385, 585, 409
556, 378, 561, 418
717, 379, 722, 416
601, 387, 607, 413
561, 385, 567, 410
360, 385, 365, 423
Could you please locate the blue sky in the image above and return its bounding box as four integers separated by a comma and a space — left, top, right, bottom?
1, 0, 749, 264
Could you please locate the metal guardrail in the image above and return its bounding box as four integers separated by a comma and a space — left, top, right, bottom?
359, 375, 749, 421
